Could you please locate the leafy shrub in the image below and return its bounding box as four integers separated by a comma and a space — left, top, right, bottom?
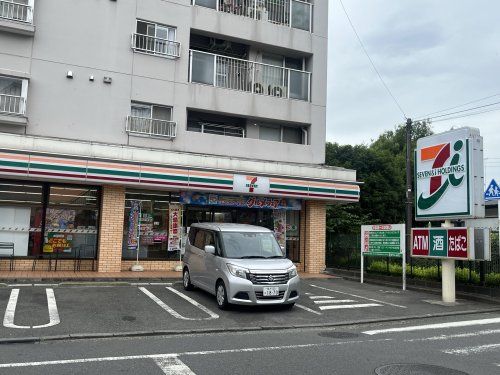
485, 273, 500, 287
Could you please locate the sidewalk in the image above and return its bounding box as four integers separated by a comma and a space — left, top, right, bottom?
0, 270, 335, 283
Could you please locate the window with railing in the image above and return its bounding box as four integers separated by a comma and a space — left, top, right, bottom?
192, 0, 312, 32
126, 103, 176, 138
188, 122, 246, 137
0, 0, 33, 24
131, 20, 180, 58
189, 49, 310, 101
0, 75, 27, 116
259, 123, 308, 145
187, 111, 246, 138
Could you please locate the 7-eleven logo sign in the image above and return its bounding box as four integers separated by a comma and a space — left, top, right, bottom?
416, 140, 466, 210
233, 175, 270, 195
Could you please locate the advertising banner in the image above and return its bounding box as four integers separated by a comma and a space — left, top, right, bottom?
43, 233, 73, 253
180, 191, 301, 211
46, 208, 75, 230
127, 200, 140, 250
361, 224, 405, 257
414, 127, 484, 220
411, 227, 491, 260
273, 210, 286, 251
168, 204, 182, 252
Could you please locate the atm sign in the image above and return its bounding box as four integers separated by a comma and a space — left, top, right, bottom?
411, 228, 469, 259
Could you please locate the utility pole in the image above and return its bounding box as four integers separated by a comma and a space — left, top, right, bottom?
405, 118, 413, 264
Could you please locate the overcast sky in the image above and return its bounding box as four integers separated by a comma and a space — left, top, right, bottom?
327, 0, 500, 185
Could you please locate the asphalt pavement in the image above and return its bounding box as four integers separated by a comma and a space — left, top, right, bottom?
0, 278, 499, 342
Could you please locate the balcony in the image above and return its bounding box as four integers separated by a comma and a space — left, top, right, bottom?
192, 0, 312, 32
0, 94, 25, 115
189, 122, 246, 137
0, 0, 34, 35
126, 116, 177, 139
189, 50, 310, 101
131, 33, 181, 58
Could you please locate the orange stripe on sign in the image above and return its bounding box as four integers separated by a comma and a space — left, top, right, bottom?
421, 144, 446, 161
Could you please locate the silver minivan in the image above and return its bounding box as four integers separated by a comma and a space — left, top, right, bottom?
182, 223, 300, 309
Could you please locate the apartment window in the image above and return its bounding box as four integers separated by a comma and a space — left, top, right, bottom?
0, 75, 28, 116
187, 111, 246, 138
259, 123, 307, 145
132, 20, 180, 58
127, 102, 176, 138
0, 0, 33, 23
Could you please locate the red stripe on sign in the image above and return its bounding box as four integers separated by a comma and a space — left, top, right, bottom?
412, 229, 430, 256
188, 184, 233, 190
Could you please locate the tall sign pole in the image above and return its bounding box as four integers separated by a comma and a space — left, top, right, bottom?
405, 118, 413, 267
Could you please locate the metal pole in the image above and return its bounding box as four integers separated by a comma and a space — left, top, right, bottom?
405, 118, 413, 266
360, 253, 364, 284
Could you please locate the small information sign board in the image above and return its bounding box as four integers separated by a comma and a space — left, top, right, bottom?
360, 224, 406, 289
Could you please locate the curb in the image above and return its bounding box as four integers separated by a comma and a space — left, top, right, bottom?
2, 307, 500, 345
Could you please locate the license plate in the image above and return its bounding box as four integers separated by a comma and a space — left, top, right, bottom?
263, 287, 280, 297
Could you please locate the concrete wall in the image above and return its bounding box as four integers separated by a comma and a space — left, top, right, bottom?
0, 0, 328, 164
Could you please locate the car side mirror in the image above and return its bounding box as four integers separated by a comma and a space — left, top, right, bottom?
204, 245, 216, 255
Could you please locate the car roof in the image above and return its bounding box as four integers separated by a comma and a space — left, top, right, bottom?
190, 222, 272, 233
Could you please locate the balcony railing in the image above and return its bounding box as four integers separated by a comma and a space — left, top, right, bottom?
189, 50, 311, 101
0, 94, 25, 115
0, 0, 33, 23
131, 33, 181, 58
189, 122, 246, 137
192, 0, 312, 32
126, 116, 177, 138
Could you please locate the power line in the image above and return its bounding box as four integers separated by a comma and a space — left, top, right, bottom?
415, 100, 500, 122
430, 106, 500, 124
338, 0, 407, 120
418, 92, 500, 118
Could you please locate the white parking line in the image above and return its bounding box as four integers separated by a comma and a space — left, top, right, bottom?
405, 329, 500, 342
363, 317, 500, 335
309, 284, 407, 309
314, 299, 355, 304
319, 303, 381, 311
3, 288, 60, 329
309, 296, 336, 300
166, 287, 219, 320
0, 338, 392, 368
7, 284, 32, 287
139, 287, 218, 320
154, 356, 196, 375
295, 304, 322, 315
443, 343, 500, 355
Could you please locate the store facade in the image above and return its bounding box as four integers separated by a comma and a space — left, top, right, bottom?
0, 144, 359, 274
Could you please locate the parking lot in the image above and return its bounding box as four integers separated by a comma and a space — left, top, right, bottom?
1, 278, 499, 340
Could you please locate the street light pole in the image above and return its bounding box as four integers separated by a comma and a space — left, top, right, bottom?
405, 118, 413, 267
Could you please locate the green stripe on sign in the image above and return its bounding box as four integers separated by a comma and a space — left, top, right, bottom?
87, 167, 139, 178
309, 187, 335, 194
30, 163, 86, 174
270, 184, 309, 192
0, 160, 29, 169
189, 177, 233, 185
336, 189, 359, 196
140, 172, 189, 182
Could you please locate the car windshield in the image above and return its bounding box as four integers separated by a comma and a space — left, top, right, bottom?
221, 232, 284, 259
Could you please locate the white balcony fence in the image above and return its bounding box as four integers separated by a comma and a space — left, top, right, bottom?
131, 33, 181, 58
192, 122, 246, 137
189, 50, 311, 101
192, 0, 312, 32
0, 0, 33, 23
0, 94, 25, 115
126, 116, 177, 138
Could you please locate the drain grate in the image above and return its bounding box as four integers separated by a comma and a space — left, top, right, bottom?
375, 364, 469, 375
317, 331, 359, 339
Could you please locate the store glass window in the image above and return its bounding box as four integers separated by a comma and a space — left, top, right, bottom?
122, 190, 180, 260
286, 211, 300, 262
43, 185, 99, 259
0, 181, 43, 257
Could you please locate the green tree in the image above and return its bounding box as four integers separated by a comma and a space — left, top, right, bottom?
326, 121, 432, 233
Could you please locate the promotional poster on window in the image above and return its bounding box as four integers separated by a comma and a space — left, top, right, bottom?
127, 200, 140, 250
273, 210, 286, 251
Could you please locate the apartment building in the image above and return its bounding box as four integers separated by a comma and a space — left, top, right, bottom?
0, 0, 359, 274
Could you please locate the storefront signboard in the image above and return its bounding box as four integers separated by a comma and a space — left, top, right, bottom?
44, 232, 73, 253
411, 227, 491, 260
273, 210, 286, 251
233, 175, 270, 195
127, 200, 140, 250
415, 127, 484, 221
168, 204, 182, 252
180, 192, 302, 211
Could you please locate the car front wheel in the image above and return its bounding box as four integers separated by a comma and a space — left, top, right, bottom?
216, 281, 229, 310
183, 268, 194, 291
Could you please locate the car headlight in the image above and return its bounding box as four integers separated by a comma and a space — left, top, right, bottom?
226, 263, 249, 279
288, 266, 298, 278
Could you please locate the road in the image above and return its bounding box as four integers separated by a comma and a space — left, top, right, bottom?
0, 278, 499, 374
